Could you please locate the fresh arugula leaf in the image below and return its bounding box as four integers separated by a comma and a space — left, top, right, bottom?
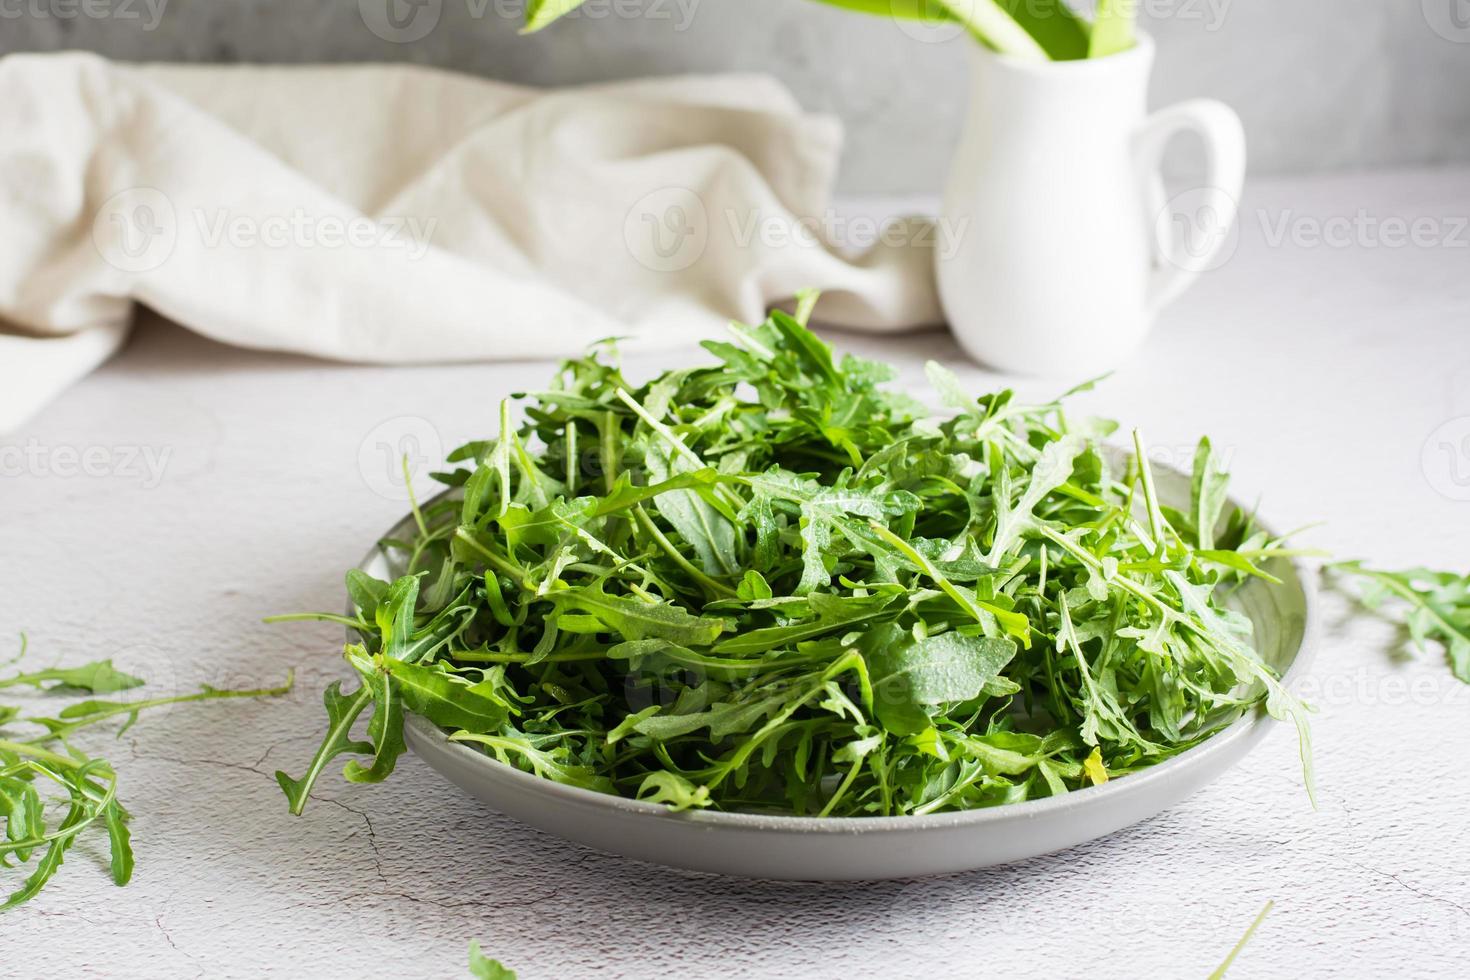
276, 683, 373, 815
997, 0, 1090, 60
378, 658, 511, 733
1089, 0, 1138, 58
550, 585, 727, 646
636, 771, 712, 811
0, 660, 145, 694
1191, 437, 1231, 551
468, 941, 517, 980
862, 623, 1016, 735
521, 0, 587, 32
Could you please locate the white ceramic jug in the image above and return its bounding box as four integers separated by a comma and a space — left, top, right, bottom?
937, 33, 1246, 376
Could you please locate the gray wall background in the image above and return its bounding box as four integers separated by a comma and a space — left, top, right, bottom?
5, 0, 1470, 193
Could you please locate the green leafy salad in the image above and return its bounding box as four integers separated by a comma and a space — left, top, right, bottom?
278, 294, 1314, 817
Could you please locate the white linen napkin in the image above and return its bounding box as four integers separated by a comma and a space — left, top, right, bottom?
0, 52, 943, 432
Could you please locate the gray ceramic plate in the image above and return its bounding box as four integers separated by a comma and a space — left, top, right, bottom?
358, 460, 1316, 880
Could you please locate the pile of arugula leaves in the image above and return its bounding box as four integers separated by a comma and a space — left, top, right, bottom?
0, 641, 291, 910
279, 294, 1316, 817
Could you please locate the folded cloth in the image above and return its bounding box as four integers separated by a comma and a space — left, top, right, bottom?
0, 52, 943, 431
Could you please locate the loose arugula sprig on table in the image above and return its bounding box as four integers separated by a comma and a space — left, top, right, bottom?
279, 294, 1314, 818
0, 640, 292, 911
1332, 563, 1470, 683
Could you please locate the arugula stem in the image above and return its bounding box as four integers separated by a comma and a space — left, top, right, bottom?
18, 673, 296, 744
817, 758, 866, 817
264, 612, 368, 628
935, 0, 1048, 59
1207, 900, 1274, 979
599, 410, 618, 495
453, 528, 532, 589
633, 505, 739, 599
0, 739, 87, 771
1131, 430, 1166, 554
450, 650, 606, 664
404, 455, 429, 539
869, 521, 1030, 645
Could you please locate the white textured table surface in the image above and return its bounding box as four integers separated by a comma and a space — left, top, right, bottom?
4, 169, 1470, 978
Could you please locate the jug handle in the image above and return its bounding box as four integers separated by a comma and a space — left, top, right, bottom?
1133, 100, 1247, 316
